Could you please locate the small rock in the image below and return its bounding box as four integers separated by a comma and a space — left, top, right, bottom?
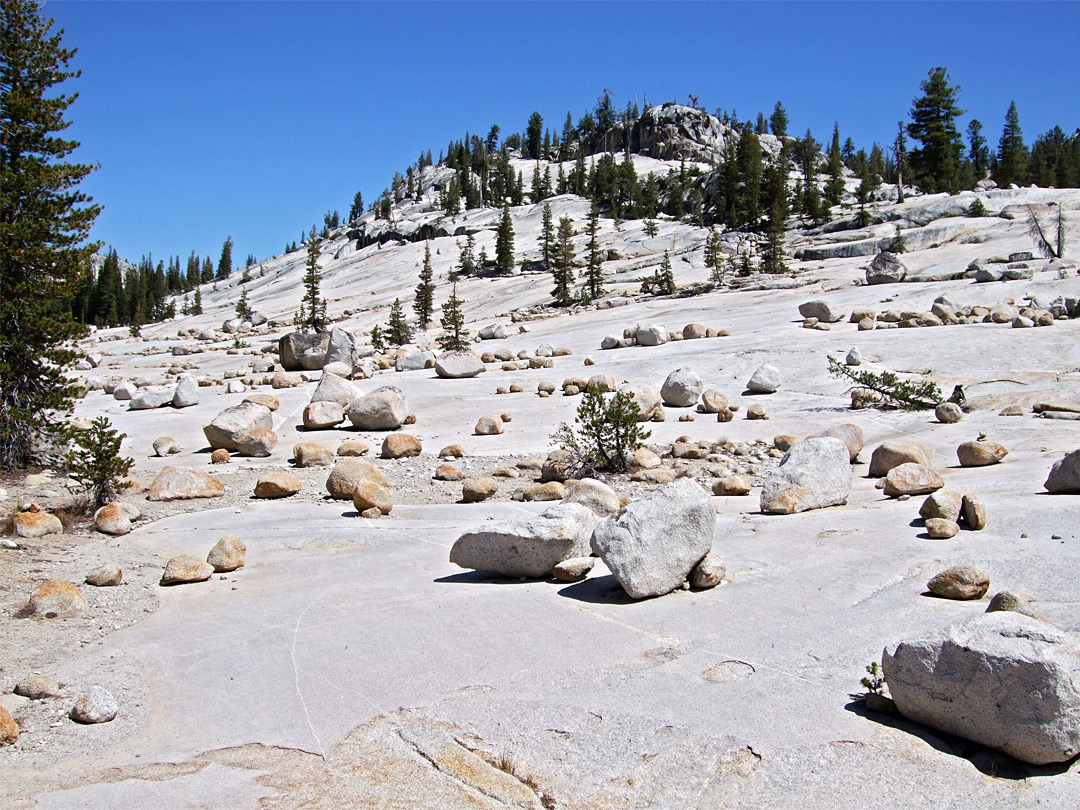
928, 565, 990, 599
919, 490, 963, 522
631, 467, 677, 485
210, 449, 231, 464
1, 704, 18, 744
935, 402, 964, 423
845, 347, 863, 366
206, 534, 246, 572
925, 518, 960, 538
884, 463, 944, 497
961, 494, 988, 530
13, 511, 63, 537
475, 414, 504, 435
514, 481, 565, 502
253, 473, 304, 499
293, 442, 335, 467
85, 566, 123, 587
303, 400, 346, 430
633, 447, 663, 469
986, 591, 1042, 619
336, 441, 370, 457
553, 557, 595, 582
381, 433, 422, 459
869, 441, 932, 477
562, 478, 621, 516
233, 427, 278, 457
28, 580, 87, 617
761, 437, 851, 514
957, 440, 1007, 467
712, 475, 751, 496
746, 403, 769, 420
69, 686, 118, 724
746, 363, 781, 393
462, 478, 498, 503
689, 552, 726, 589
15, 674, 59, 700
148, 466, 224, 501
160, 555, 214, 585
1044, 449, 1080, 493
93, 503, 132, 535
661, 367, 703, 408
325, 459, 387, 500
866, 251, 907, 284
353, 481, 393, 514
152, 436, 180, 457
434, 465, 464, 481
438, 444, 465, 459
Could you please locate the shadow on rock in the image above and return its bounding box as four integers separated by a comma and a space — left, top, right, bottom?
557, 574, 636, 605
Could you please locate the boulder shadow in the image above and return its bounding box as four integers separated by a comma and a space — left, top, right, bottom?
846, 697, 1077, 778
434, 571, 541, 585
557, 574, 636, 605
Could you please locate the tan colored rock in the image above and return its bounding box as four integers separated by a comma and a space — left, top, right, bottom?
462, 478, 498, 503
160, 555, 214, 585
85, 566, 122, 587
207, 534, 246, 572
325, 458, 388, 500
553, 557, 595, 582
883, 463, 944, 497
336, 441, 370, 457
13, 511, 63, 537
434, 465, 464, 481
475, 414, 504, 435
293, 442, 335, 467
148, 466, 224, 501
746, 403, 769, 420
928, 565, 989, 599
672, 442, 706, 459
210, 448, 231, 464
438, 444, 465, 458
773, 435, 799, 452
14, 674, 59, 700
987, 591, 1042, 619
353, 481, 393, 514
957, 440, 1008, 467
713, 475, 751, 496
814, 424, 865, 463
935, 402, 964, 423
919, 490, 963, 522
381, 433, 422, 459
253, 472, 302, 498
869, 441, 932, 477
233, 426, 278, 457
690, 552, 726, 589
1, 705, 18, 745
562, 478, 621, 516
962, 494, 988, 530
243, 393, 279, 410
271, 371, 302, 388
633, 447, 663, 469
93, 503, 131, 535
28, 580, 87, 617
925, 518, 960, 538
631, 467, 677, 485
700, 388, 728, 413
683, 323, 707, 339
303, 400, 345, 430
514, 481, 565, 501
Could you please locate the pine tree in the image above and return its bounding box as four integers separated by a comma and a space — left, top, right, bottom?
296, 237, 327, 332
1, 0, 101, 466
769, 101, 788, 138
649, 251, 675, 295
438, 282, 469, 351
349, 190, 364, 221
761, 145, 791, 274
452, 233, 476, 280
494, 202, 515, 274
386, 298, 409, 346
824, 123, 845, 207
236, 287, 251, 321
192, 286, 203, 315
583, 202, 604, 300
539, 203, 555, 270
704, 228, 725, 284
996, 101, 1028, 187
413, 241, 435, 325
907, 67, 965, 194
216, 235, 233, 279
736, 128, 763, 227
967, 119, 989, 181
552, 215, 576, 306
525, 111, 543, 160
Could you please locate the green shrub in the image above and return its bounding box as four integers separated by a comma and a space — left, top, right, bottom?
828, 356, 942, 411
64, 416, 133, 509
553, 386, 650, 474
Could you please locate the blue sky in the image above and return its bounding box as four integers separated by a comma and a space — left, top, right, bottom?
45, 0, 1080, 268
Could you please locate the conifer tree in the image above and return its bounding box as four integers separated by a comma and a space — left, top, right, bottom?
386, 298, 409, 346
525, 111, 543, 160
1, 0, 102, 466
967, 119, 989, 181
996, 101, 1028, 187
413, 242, 435, 325
349, 190, 364, 221
438, 282, 469, 351
552, 216, 576, 306
236, 287, 251, 321
216, 235, 233, 279
704, 228, 725, 284
452, 234, 476, 280
769, 101, 788, 138
907, 67, 965, 193
824, 123, 845, 207
761, 145, 791, 274
296, 237, 327, 332
650, 251, 675, 295
736, 128, 763, 227
539, 204, 555, 270
583, 202, 604, 300
192, 286, 203, 315
494, 202, 515, 274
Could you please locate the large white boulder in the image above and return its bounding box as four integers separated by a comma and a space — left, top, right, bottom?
660, 367, 703, 408
635, 324, 669, 347
882, 612, 1080, 765
746, 363, 781, 393
129, 384, 174, 410
203, 402, 273, 451
434, 351, 485, 379
1045, 448, 1080, 493
591, 478, 715, 599
450, 503, 598, 578
346, 386, 408, 430
310, 372, 362, 408
172, 374, 199, 408
760, 437, 851, 514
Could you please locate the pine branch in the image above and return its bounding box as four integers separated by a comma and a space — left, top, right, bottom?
828, 356, 942, 411
1026, 204, 1060, 260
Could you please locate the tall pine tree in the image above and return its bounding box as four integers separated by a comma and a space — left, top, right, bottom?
907, 67, 965, 194
413, 241, 435, 325
494, 202, 515, 274
996, 101, 1028, 188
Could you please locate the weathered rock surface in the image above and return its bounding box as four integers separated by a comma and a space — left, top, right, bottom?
798, 300, 845, 323
28, 580, 87, 617
883, 463, 944, 497
961, 494, 988, 529
233, 427, 278, 457
160, 555, 214, 585
591, 478, 715, 599
15, 674, 59, 699
325, 459, 388, 500
919, 490, 963, 522
129, 384, 175, 410
866, 251, 907, 284
148, 466, 224, 501
474, 414, 504, 435
353, 481, 393, 514
310, 372, 362, 407
562, 478, 621, 516
292, 442, 335, 467
660, 367, 703, 407
203, 402, 274, 452
927, 564, 990, 599
346, 386, 409, 430
461, 477, 498, 503
635, 324, 669, 346
13, 511, 63, 537
85, 565, 123, 587
760, 437, 851, 514
957, 440, 1008, 467
381, 433, 422, 459
207, 534, 246, 572
450, 502, 598, 577
814, 423, 865, 463
69, 686, 119, 724
882, 612, 1080, 765
303, 400, 345, 430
